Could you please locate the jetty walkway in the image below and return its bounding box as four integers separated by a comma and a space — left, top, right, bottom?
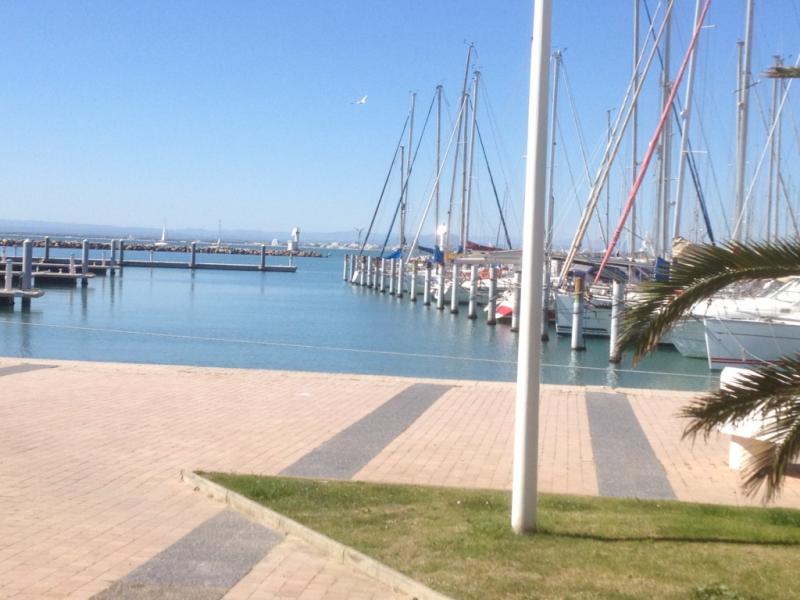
2, 359, 799, 599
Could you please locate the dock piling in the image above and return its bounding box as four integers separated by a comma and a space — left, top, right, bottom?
388, 259, 395, 295
43, 236, 50, 262
410, 262, 417, 301
571, 276, 586, 351
21, 239, 32, 291
366, 256, 373, 288
4, 259, 12, 292
609, 280, 625, 363
358, 256, 366, 286
260, 244, 266, 270
487, 266, 497, 325
69, 255, 76, 275
510, 271, 521, 332
118, 240, 125, 268
467, 265, 478, 319
81, 240, 89, 287
436, 265, 445, 310
423, 263, 431, 305
109, 240, 116, 275
449, 264, 459, 314
342, 254, 348, 281
396, 258, 404, 298
379, 258, 386, 292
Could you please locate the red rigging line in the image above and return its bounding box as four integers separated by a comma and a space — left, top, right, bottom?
593, 0, 713, 285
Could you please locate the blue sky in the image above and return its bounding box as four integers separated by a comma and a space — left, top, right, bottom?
0, 1, 798, 246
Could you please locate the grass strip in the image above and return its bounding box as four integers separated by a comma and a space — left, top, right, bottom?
203, 473, 800, 600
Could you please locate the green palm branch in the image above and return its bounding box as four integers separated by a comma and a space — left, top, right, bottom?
619, 240, 800, 364
680, 356, 800, 501
617, 240, 800, 500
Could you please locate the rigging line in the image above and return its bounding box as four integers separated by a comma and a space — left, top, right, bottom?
560, 0, 674, 286
594, 0, 713, 285
360, 116, 409, 256
732, 51, 800, 241
642, 0, 713, 244
555, 117, 588, 235
560, 61, 609, 247
0, 319, 715, 380
378, 92, 437, 257
475, 120, 513, 249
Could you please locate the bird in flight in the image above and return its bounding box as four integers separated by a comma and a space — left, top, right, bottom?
352, 95, 368, 105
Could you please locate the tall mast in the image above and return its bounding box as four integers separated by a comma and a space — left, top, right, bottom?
445, 44, 474, 257
767, 55, 781, 242
606, 108, 612, 247
775, 59, 783, 239
655, 9, 672, 257
464, 71, 481, 248
630, 0, 640, 256
671, 0, 703, 244
399, 145, 406, 248
459, 86, 471, 251
733, 0, 755, 241
545, 51, 561, 253
435, 84, 443, 245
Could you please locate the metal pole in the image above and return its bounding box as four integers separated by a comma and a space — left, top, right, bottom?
570, 276, 585, 351
467, 264, 478, 319
767, 55, 781, 242
541, 267, 550, 341
464, 72, 481, 247
435, 85, 442, 243
733, 0, 755, 241
672, 0, 703, 244
511, 0, 552, 535
81, 240, 89, 287
545, 52, 560, 254
609, 281, 625, 363
396, 258, 404, 298
436, 264, 445, 309
630, 0, 640, 256
260, 244, 266, 270
410, 262, 417, 301
487, 266, 497, 325
190, 242, 197, 269
4, 259, 13, 292
423, 263, 432, 305
510, 271, 521, 332
449, 263, 459, 313
21, 239, 32, 291
399, 145, 406, 251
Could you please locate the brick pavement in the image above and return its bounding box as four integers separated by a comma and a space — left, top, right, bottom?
2, 358, 800, 599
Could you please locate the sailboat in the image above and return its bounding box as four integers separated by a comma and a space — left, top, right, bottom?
154, 222, 168, 248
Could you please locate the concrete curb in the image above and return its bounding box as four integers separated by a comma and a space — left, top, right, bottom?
181, 470, 454, 600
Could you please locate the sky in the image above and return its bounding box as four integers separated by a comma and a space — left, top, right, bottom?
0, 1, 799, 247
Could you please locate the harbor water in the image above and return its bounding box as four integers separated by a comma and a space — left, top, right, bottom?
0, 247, 717, 391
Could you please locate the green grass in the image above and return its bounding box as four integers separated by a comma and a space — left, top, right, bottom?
203, 473, 800, 600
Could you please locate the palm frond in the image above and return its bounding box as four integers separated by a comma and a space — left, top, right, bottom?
680, 356, 800, 501
619, 241, 800, 363
763, 66, 800, 79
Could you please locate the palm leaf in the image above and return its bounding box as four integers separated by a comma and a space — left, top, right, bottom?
763, 66, 800, 79
619, 241, 800, 363
681, 356, 800, 501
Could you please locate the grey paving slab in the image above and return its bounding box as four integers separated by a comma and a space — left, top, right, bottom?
93, 510, 282, 600
0, 363, 56, 377
281, 382, 452, 479
586, 391, 676, 500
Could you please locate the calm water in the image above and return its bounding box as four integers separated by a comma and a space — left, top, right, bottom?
0, 247, 717, 391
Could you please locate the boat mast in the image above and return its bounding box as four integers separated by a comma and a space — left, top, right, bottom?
464, 71, 481, 249
545, 51, 561, 253
399, 145, 406, 248
655, 8, 672, 257
445, 44, 474, 257
671, 0, 703, 244
630, 0, 640, 256
459, 85, 471, 252
767, 55, 781, 242
733, 0, 754, 242
435, 84, 443, 245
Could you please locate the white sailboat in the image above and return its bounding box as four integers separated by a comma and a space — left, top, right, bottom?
154, 222, 168, 248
